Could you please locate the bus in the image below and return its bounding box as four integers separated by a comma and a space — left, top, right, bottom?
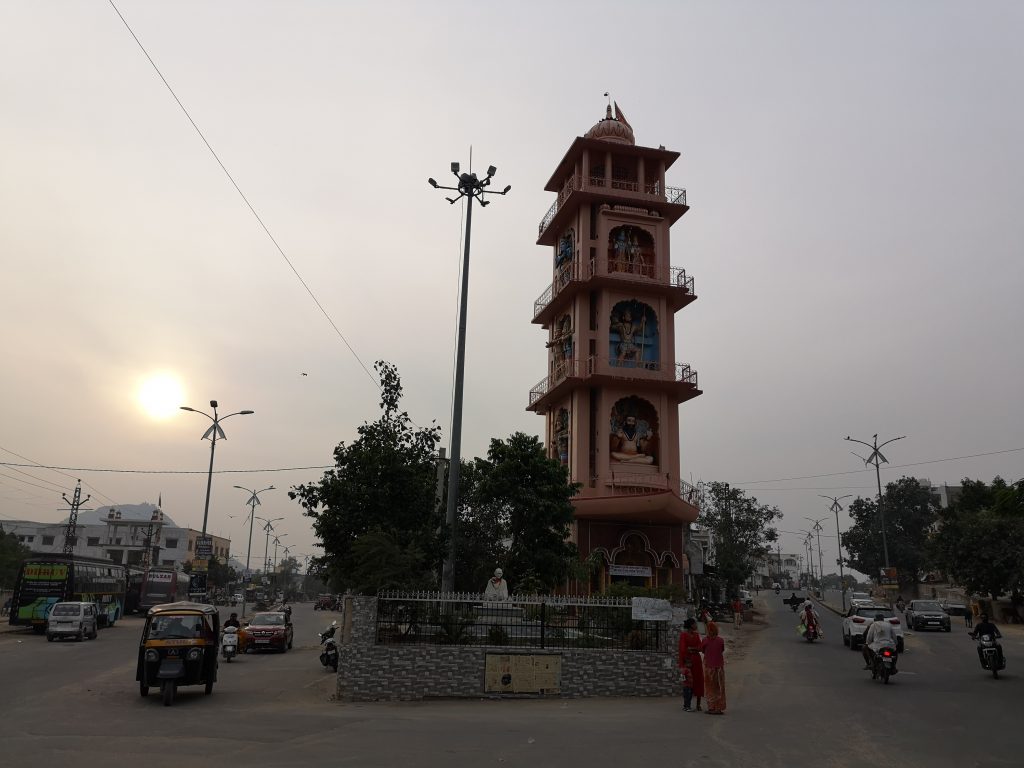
9, 554, 127, 630
138, 566, 189, 612
125, 566, 145, 614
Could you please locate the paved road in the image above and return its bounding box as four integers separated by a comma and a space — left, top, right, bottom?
1, 599, 1021, 767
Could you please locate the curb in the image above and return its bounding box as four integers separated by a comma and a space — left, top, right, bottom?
812, 596, 845, 617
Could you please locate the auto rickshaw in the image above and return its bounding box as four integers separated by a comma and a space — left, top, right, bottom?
137, 601, 219, 706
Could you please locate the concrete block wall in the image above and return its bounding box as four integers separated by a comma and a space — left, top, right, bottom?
336, 596, 685, 702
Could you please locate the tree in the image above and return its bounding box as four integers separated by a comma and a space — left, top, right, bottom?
457, 432, 579, 593
699, 483, 781, 593
842, 476, 937, 589
0, 525, 31, 590
931, 478, 1024, 604
290, 362, 444, 593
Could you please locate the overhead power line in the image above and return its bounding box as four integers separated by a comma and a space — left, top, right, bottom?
0, 462, 331, 475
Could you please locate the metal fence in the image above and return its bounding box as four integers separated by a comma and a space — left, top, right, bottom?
375, 591, 667, 651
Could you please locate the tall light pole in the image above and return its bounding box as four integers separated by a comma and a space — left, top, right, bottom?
800, 532, 815, 587
820, 494, 852, 611
257, 516, 283, 596
429, 162, 510, 592
845, 433, 905, 570
234, 484, 274, 619
804, 516, 827, 593
180, 400, 254, 537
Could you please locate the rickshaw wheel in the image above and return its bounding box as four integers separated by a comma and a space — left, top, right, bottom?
161, 681, 175, 707
205, 679, 214, 695
139, 682, 149, 697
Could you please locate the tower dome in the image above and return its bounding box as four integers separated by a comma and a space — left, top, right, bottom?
584, 103, 635, 145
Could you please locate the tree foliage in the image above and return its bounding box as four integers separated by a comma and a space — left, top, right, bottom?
931, 477, 1024, 600
0, 525, 31, 589
456, 432, 579, 593
700, 483, 781, 591
290, 362, 443, 594
843, 476, 937, 587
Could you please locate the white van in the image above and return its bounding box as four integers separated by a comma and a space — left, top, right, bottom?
46, 601, 99, 642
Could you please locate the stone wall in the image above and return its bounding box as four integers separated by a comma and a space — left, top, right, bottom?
336, 596, 684, 702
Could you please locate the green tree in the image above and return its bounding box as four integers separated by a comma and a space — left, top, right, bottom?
460, 436, 581, 593
700, 483, 781, 592
453, 457, 507, 593
0, 525, 31, 589
843, 476, 937, 589
931, 478, 1024, 603
290, 362, 443, 593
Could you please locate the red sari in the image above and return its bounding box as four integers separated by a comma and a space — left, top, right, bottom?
678, 630, 706, 697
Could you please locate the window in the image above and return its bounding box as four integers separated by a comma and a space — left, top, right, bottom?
165, 538, 178, 549
161, 559, 175, 566
188, 540, 193, 551
87, 537, 100, 546
42, 535, 55, 546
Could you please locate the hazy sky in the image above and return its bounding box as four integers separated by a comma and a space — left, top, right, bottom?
2, 2, 1021, 578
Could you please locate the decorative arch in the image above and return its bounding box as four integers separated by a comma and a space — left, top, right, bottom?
609, 530, 660, 566
608, 225, 655, 277
609, 299, 659, 368
659, 551, 681, 568
609, 396, 659, 466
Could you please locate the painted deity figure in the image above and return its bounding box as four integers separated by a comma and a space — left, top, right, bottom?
611, 415, 655, 464
611, 311, 641, 366
613, 229, 629, 271
546, 316, 573, 376
483, 568, 510, 601
554, 408, 570, 465
628, 233, 643, 274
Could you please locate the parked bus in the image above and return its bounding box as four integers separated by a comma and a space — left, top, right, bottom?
9, 554, 127, 630
138, 566, 189, 612
125, 566, 145, 614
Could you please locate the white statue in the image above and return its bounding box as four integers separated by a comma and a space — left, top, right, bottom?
483, 568, 510, 601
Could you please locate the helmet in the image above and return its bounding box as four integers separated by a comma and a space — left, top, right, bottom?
875, 613, 886, 622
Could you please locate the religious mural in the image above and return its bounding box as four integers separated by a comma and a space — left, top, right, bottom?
609, 396, 658, 466
552, 407, 570, 466
555, 229, 574, 290
608, 225, 654, 277
546, 314, 574, 377
609, 300, 658, 368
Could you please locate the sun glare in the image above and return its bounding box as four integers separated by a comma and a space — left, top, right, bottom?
138, 373, 185, 420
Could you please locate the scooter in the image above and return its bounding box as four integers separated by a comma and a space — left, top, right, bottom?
222, 626, 239, 662
319, 620, 339, 672
972, 632, 1005, 679
869, 642, 898, 684
775, 588, 780, 595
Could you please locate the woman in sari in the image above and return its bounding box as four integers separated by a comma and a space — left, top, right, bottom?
678, 618, 705, 711
702, 621, 726, 714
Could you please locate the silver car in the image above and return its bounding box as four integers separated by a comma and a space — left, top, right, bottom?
905, 599, 952, 632
46, 601, 99, 642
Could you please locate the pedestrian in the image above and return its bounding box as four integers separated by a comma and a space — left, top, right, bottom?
680, 660, 695, 711
702, 621, 727, 715
678, 618, 706, 711
965, 604, 974, 628
1, 597, 10, 617
731, 596, 743, 629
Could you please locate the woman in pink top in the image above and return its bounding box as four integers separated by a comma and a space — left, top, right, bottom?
701, 621, 726, 714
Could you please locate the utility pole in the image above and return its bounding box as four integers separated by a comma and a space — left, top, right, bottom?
805, 516, 827, 593
234, 485, 274, 619
820, 495, 852, 611
776, 543, 782, 587
429, 162, 510, 592
60, 481, 91, 555
845, 433, 905, 571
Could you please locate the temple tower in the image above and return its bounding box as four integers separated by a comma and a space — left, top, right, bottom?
528, 104, 702, 593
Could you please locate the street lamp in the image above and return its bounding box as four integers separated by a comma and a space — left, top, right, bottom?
256, 516, 283, 594
234, 484, 274, 619
820, 495, 853, 611
804, 516, 827, 594
272, 534, 288, 594
430, 161, 510, 592
180, 400, 254, 537
845, 433, 905, 570
800, 531, 815, 587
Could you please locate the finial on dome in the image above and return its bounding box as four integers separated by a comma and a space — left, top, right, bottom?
585, 99, 635, 145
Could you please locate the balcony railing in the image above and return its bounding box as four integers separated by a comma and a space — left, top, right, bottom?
529, 357, 699, 406
675, 363, 698, 388
680, 479, 700, 508
538, 175, 688, 237
533, 261, 695, 320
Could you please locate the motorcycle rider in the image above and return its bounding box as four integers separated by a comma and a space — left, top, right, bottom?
895, 596, 906, 613
223, 612, 241, 629
862, 612, 897, 669
969, 613, 1003, 664
802, 602, 821, 638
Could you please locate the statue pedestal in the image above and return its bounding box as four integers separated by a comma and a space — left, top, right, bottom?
475, 602, 523, 623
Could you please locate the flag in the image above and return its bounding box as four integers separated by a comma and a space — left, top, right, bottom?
614, 102, 633, 131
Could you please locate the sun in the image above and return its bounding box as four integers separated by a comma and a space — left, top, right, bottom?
137, 373, 185, 420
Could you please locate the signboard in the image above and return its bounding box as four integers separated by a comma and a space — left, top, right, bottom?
188, 572, 208, 596
631, 597, 672, 621
148, 571, 173, 583
484, 654, 561, 694
195, 536, 213, 559
880, 567, 898, 586
609, 565, 652, 578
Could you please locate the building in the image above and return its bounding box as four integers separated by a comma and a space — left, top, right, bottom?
528, 104, 702, 593
3, 502, 231, 570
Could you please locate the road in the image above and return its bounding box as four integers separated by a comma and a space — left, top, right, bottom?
1, 599, 1021, 767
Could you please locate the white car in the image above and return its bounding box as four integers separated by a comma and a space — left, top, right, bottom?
843, 604, 904, 652
849, 592, 874, 609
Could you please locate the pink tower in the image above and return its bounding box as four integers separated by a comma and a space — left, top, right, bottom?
528, 104, 702, 593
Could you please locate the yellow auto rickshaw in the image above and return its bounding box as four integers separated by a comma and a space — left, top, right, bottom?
137, 601, 219, 706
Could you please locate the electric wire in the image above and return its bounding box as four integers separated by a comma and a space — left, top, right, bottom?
0, 461, 331, 475
0, 444, 115, 504
107, 1, 377, 388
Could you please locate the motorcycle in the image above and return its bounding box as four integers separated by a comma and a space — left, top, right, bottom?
869, 642, 898, 684
775, 588, 780, 595
319, 620, 339, 672
972, 632, 1005, 679
221, 626, 239, 663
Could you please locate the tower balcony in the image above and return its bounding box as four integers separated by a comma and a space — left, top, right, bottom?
572, 477, 701, 525
533, 262, 695, 326
527, 357, 701, 413
537, 174, 688, 245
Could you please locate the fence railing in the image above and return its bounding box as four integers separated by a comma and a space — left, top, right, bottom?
533, 261, 694, 320
538, 176, 689, 237
374, 592, 666, 651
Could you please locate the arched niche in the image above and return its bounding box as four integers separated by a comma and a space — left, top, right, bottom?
609, 299, 659, 369
551, 407, 570, 466
608, 225, 655, 277
609, 396, 659, 466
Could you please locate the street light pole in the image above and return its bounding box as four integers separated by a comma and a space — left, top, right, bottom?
429, 162, 510, 592
805, 516, 827, 593
256, 516, 283, 599
820, 494, 852, 611
845, 433, 905, 570
234, 484, 274, 619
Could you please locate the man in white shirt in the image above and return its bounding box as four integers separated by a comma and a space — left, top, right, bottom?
862, 612, 897, 669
